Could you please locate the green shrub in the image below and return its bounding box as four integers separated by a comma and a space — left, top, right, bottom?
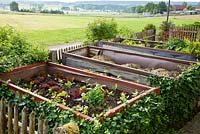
165, 38, 188, 51
143, 24, 156, 31
117, 26, 134, 38
187, 41, 200, 56
158, 21, 174, 41
0, 26, 48, 73
87, 18, 118, 41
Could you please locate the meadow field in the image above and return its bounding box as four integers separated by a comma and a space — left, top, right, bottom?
0, 13, 199, 47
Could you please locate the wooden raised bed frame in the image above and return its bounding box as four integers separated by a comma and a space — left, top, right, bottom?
62, 46, 196, 85
0, 62, 159, 122
97, 41, 199, 62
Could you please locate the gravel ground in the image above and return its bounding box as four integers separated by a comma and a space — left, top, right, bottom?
177, 112, 200, 134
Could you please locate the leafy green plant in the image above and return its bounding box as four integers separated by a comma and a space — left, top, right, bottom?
82, 84, 105, 109
143, 24, 156, 31
87, 18, 118, 42
0, 25, 48, 74
65, 81, 73, 89
187, 41, 200, 56
165, 38, 188, 51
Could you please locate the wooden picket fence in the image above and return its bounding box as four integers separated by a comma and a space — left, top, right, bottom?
133, 29, 156, 41
48, 42, 86, 62
0, 98, 80, 134
163, 25, 200, 42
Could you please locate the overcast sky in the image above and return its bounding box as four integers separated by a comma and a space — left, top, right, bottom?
41, 0, 200, 2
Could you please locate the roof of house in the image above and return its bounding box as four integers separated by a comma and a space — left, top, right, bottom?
174, 5, 185, 11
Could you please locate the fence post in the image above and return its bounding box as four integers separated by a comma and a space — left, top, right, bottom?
43, 119, 48, 134
197, 29, 200, 42
0, 98, 6, 134
38, 115, 43, 134
29, 111, 35, 134
8, 102, 13, 134
21, 107, 27, 134
14, 105, 19, 134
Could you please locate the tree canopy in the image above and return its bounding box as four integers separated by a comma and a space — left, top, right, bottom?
10, 1, 19, 11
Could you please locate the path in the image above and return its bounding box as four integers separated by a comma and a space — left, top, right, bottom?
178, 112, 200, 134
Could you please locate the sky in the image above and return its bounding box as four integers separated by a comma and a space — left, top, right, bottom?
41, 0, 200, 2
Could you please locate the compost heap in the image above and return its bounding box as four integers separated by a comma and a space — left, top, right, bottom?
91, 54, 181, 77
92, 55, 115, 64
122, 63, 180, 78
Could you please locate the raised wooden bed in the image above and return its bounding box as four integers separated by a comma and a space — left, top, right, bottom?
62, 46, 196, 85
0, 62, 159, 122
97, 41, 199, 62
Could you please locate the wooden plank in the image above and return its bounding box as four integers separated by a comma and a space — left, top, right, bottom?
8, 102, 13, 134
29, 111, 35, 134
43, 119, 48, 134
14, 105, 19, 134
0, 98, 6, 134
38, 115, 43, 134
63, 56, 149, 85
21, 107, 28, 134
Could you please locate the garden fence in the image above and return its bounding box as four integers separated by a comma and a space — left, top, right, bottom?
163, 25, 200, 42
49, 42, 86, 62
0, 98, 80, 134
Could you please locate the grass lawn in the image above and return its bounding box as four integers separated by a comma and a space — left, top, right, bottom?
0, 13, 199, 47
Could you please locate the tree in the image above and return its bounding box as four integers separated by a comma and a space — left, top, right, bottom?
182, 2, 187, 9
10, 1, 19, 11
136, 6, 144, 13
87, 18, 118, 41
187, 5, 195, 10
158, 1, 167, 14
144, 2, 158, 14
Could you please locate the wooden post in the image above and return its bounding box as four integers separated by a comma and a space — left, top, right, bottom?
29, 111, 35, 134
8, 102, 13, 134
53, 123, 58, 134
0, 98, 6, 134
43, 119, 48, 134
14, 105, 19, 134
38, 115, 43, 134
21, 107, 27, 134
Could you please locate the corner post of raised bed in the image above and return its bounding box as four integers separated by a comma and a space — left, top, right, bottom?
49, 50, 58, 62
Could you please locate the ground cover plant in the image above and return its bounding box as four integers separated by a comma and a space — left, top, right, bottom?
15, 72, 142, 117
0, 62, 200, 133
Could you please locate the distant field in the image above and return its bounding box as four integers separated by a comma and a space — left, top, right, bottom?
0, 13, 199, 47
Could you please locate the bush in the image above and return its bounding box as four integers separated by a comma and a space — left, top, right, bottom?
143, 24, 156, 31
86, 18, 118, 41
165, 38, 188, 51
158, 21, 174, 41
0, 26, 48, 73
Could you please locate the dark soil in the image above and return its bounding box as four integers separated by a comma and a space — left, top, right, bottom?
16, 73, 136, 116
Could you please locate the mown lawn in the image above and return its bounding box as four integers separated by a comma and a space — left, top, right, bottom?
0, 13, 199, 47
